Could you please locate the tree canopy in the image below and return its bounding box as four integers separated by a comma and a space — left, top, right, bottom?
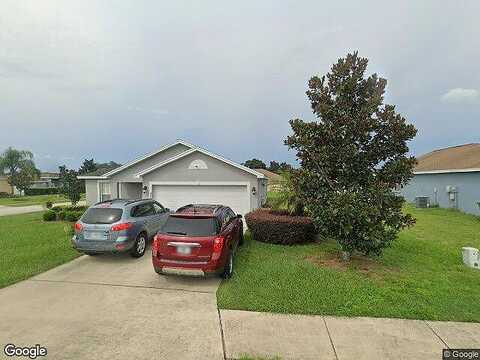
0, 147, 40, 193
286, 52, 417, 258
243, 158, 266, 169
78, 159, 97, 175
58, 165, 82, 206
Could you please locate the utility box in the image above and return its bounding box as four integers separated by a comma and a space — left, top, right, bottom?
462, 247, 479, 269
415, 196, 429, 208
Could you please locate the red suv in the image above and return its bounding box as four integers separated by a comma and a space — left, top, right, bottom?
152, 204, 244, 278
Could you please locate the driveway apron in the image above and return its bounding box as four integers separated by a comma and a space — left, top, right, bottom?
0, 247, 223, 360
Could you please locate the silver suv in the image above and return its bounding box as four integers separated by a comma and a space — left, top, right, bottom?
72, 199, 170, 258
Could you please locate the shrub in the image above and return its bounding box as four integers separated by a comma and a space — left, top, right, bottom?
51, 205, 87, 213
64, 210, 83, 222
24, 188, 59, 196
45, 201, 53, 209
57, 211, 66, 221
0, 192, 12, 198
245, 209, 316, 245
43, 210, 57, 222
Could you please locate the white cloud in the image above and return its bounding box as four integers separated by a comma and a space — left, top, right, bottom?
441, 88, 480, 104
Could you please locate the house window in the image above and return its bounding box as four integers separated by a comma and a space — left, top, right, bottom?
100, 182, 112, 201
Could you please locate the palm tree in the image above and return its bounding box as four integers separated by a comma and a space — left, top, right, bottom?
0, 147, 38, 194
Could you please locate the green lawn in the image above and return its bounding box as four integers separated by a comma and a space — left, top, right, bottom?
0, 194, 85, 207
217, 205, 480, 322
0, 212, 80, 288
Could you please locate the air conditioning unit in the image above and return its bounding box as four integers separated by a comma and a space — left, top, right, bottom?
462, 247, 479, 270
415, 196, 429, 208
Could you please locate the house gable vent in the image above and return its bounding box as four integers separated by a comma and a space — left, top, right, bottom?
188, 159, 208, 170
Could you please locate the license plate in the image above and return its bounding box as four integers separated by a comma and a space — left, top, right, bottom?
86, 232, 107, 240
176, 246, 191, 255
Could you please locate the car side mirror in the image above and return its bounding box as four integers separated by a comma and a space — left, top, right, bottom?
237, 214, 243, 219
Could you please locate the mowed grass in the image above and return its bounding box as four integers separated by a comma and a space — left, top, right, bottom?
0, 212, 80, 288
0, 194, 85, 207
217, 205, 480, 322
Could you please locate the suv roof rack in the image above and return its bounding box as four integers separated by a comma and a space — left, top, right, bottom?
94, 198, 148, 206
124, 198, 150, 206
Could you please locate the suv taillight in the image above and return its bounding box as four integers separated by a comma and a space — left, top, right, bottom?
152, 234, 160, 257
211, 236, 224, 261
74, 222, 83, 232
111, 222, 133, 232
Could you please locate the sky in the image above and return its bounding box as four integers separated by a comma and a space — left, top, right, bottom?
1, 0, 479, 171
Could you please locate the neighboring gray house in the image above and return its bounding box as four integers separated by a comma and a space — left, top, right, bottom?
78, 140, 267, 216
401, 143, 480, 215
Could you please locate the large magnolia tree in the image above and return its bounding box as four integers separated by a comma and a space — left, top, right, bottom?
286, 52, 417, 259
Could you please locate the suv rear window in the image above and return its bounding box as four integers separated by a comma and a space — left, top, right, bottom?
160, 216, 219, 236
81, 208, 123, 224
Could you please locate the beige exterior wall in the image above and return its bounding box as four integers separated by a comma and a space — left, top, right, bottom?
0, 177, 13, 194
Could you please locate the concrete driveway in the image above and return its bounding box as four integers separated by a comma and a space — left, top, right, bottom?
0, 248, 223, 360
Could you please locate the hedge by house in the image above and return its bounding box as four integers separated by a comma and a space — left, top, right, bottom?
245, 209, 316, 245
25, 188, 59, 195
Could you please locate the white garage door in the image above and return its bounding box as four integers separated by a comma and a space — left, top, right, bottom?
151, 184, 250, 216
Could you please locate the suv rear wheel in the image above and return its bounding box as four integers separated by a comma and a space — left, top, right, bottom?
131, 233, 147, 258
221, 251, 234, 279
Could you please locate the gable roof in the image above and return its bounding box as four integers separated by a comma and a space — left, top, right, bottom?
254, 168, 282, 182
78, 140, 194, 179
102, 140, 195, 177
78, 140, 265, 180
414, 143, 480, 174
135, 143, 265, 179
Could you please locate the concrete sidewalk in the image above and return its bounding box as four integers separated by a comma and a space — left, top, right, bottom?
0, 200, 86, 216
0, 204, 43, 216
220, 310, 480, 360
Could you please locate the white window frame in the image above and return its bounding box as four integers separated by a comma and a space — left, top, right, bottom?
97, 181, 112, 202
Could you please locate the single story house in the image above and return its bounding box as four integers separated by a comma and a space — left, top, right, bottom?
401, 143, 480, 215
29, 172, 60, 189
0, 176, 13, 194
78, 140, 268, 216
254, 168, 282, 191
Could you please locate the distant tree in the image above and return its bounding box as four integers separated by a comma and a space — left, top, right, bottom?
10, 163, 40, 194
58, 166, 82, 206
0, 147, 39, 194
267, 161, 293, 173
268, 161, 280, 173
286, 52, 417, 260
243, 158, 266, 169
278, 162, 293, 172
79, 158, 97, 174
